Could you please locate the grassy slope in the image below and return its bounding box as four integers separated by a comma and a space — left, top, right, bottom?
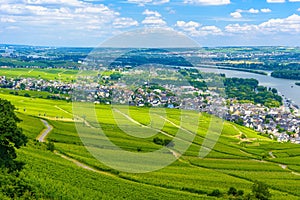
16, 114, 208, 200
0, 93, 299, 199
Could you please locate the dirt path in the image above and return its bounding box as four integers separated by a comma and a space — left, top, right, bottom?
269, 151, 276, 158
114, 109, 187, 143
55, 105, 95, 128
113, 109, 184, 158
54, 151, 114, 177
36, 119, 115, 177
37, 119, 53, 142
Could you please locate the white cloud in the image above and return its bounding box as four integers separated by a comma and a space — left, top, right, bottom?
230, 8, 263, 19
127, 0, 169, 6
200, 26, 222, 35
175, 20, 222, 36
142, 16, 166, 26
248, 8, 259, 14
113, 17, 138, 28
266, 0, 285, 3
236, 8, 260, 14
142, 9, 166, 27
230, 11, 242, 18
143, 9, 161, 17
0, 0, 133, 45
225, 23, 258, 33
259, 14, 300, 33
25, 0, 83, 7
176, 20, 201, 28
225, 14, 300, 34
176, 20, 200, 35
183, 0, 230, 6
261, 8, 272, 13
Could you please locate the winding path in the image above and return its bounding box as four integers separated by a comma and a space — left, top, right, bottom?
37, 119, 53, 142
36, 119, 115, 176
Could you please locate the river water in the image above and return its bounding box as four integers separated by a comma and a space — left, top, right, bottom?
198, 67, 300, 106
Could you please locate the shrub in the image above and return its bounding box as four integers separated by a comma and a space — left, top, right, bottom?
208, 189, 222, 197
252, 181, 271, 200
227, 187, 237, 196
46, 142, 55, 152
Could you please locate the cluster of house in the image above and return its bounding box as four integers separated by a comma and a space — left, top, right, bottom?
1, 74, 299, 144
225, 102, 300, 144
0, 76, 72, 95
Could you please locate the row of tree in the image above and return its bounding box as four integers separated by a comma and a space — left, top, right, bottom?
271, 70, 300, 80
224, 78, 282, 107
0, 98, 38, 198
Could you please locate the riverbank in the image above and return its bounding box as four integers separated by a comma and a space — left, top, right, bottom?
198, 65, 268, 76
198, 67, 300, 106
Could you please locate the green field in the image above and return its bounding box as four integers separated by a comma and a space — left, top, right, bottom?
1, 92, 300, 199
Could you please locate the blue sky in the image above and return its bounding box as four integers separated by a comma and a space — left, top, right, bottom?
1, 0, 300, 47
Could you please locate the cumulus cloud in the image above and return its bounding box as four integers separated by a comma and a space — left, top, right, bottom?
225, 14, 300, 34
225, 23, 258, 33
183, 0, 230, 6
113, 17, 138, 28
24, 0, 83, 6
0, 1, 119, 23
176, 20, 201, 35
248, 8, 259, 14
127, 0, 169, 6
230, 8, 267, 19
0, 0, 146, 46
236, 8, 260, 14
230, 11, 242, 18
200, 26, 223, 35
259, 14, 300, 33
142, 9, 166, 27
143, 9, 161, 17
261, 8, 272, 13
266, 0, 285, 3
175, 20, 222, 36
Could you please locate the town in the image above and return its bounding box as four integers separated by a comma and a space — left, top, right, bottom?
1, 66, 299, 144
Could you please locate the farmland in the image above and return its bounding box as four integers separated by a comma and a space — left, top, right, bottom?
1, 90, 299, 199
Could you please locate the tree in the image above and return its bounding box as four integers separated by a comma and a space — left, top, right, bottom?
0, 98, 27, 171
252, 181, 271, 200
227, 187, 238, 196
208, 189, 222, 197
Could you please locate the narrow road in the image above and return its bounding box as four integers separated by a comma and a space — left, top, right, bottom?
37, 119, 53, 142
54, 151, 114, 177
269, 151, 276, 158
113, 108, 184, 158
55, 105, 95, 128
36, 119, 115, 177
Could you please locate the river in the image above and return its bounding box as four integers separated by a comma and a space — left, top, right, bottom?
198, 67, 300, 106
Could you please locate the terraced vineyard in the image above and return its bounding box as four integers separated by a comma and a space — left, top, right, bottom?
1, 91, 299, 199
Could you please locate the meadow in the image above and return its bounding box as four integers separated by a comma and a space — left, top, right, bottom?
0, 91, 299, 199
